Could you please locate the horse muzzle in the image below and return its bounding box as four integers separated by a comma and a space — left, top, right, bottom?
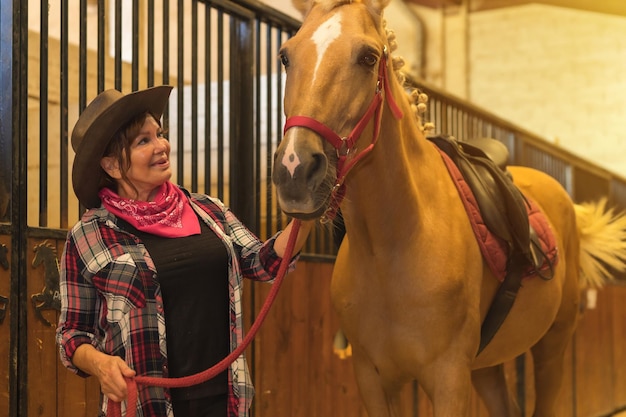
272, 136, 332, 219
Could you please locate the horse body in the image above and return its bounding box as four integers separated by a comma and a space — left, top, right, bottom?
272, 1, 626, 416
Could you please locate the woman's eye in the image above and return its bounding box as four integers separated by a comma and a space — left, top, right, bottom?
159, 129, 170, 141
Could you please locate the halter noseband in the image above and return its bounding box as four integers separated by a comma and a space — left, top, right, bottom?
283, 46, 403, 223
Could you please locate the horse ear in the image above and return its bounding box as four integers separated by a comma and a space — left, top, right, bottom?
292, 0, 314, 17
365, 0, 391, 15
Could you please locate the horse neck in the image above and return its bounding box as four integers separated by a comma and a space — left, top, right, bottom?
341, 95, 450, 247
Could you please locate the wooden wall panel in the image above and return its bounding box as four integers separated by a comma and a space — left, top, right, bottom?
250, 261, 370, 417
27, 238, 62, 417
27, 237, 100, 417
249, 261, 626, 417
574, 288, 617, 417
0, 234, 11, 417
610, 285, 626, 410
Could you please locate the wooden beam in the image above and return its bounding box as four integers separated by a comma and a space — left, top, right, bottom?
468, 0, 626, 17
404, 0, 626, 17
403, 0, 463, 9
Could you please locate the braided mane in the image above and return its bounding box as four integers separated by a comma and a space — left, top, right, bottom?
384, 20, 434, 133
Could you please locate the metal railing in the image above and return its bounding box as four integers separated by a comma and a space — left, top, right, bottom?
4, 0, 625, 258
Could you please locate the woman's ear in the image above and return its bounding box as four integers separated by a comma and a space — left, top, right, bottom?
100, 156, 122, 180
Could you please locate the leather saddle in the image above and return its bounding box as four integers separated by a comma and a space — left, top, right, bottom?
427, 135, 553, 354
428, 135, 550, 270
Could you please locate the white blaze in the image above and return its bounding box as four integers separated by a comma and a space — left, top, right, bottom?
312, 12, 343, 84
281, 13, 343, 178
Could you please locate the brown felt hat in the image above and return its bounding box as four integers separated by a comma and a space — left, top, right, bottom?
71, 85, 173, 208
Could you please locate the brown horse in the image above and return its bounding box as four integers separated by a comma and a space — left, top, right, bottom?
271, 1, 626, 416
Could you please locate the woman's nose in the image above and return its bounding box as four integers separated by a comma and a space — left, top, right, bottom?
155, 137, 170, 153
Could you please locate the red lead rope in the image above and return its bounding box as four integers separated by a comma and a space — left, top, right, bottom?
108, 219, 302, 417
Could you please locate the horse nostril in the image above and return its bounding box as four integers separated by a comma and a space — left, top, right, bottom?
306, 152, 327, 189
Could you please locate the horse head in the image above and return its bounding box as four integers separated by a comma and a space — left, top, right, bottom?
272, 0, 407, 221
32, 241, 50, 269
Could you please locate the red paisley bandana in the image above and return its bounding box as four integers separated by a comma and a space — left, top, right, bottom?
99, 181, 201, 238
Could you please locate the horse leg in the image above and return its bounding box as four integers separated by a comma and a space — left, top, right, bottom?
529, 325, 574, 417
531, 255, 579, 416
418, 359, 473, 417
351, 348, 401, 417
472, 364, 521, 417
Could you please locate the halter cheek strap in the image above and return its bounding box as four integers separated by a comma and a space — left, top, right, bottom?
283, 47, 403, 222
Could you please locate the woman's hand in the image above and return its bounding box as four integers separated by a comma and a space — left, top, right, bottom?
72, 344, 136, 402
273, 219, 316, 258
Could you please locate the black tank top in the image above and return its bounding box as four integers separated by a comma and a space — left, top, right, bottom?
119, 217, 230, 399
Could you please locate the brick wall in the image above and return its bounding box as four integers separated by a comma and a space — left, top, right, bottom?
469, 4, 626, 178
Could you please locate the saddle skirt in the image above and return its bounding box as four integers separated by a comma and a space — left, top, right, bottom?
437, 148, 559, 281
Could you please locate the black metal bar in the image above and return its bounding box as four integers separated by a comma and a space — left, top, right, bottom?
204, 5, 212, 196
200, 0, 300, 30
147, 0, 155, 87
79, 0, 87, 111
114, 0, 122, 90
97, 0, 105, 93
217, 10, 224, 201
132, 0, 139, 91
177, 0, 185, 185
254, 20, 262, 236
0, 0, 12, 225
229, 12, 255, 228
191, 0, 199, 192
9, 1, 29, 415
162, 0, 170, 127
60, 0, 69, 229
264, 23, 273, 238
274, 28, 284, 232
39, 0, 48, 227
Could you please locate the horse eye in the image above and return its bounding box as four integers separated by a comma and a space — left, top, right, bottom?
359, 53, 378, 67
279, 53, 290, 68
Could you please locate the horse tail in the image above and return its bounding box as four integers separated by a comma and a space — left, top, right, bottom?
574, 198, 626, 288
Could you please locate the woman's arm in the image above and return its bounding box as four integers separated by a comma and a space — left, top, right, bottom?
72, 344, 136, 402
272, 219, 316, 259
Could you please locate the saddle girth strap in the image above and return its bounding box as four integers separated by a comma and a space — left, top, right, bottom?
477, 252, 526, 355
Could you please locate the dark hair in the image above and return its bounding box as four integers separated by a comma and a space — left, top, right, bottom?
98, 112, 165, 199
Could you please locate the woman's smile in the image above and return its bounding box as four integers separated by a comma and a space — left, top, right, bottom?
101, 116, 173, 201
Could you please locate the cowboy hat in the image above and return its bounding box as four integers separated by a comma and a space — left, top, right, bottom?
71, 85, 173, 208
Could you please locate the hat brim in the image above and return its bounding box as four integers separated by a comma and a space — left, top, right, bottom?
72, 86, 173, 208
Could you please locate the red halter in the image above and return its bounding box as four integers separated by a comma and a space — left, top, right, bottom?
283, 46, 403, 222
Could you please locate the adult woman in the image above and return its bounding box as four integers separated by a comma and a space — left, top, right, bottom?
56, 86, 313, 417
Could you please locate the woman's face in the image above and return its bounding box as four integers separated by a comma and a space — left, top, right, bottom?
101, 116, 172, 201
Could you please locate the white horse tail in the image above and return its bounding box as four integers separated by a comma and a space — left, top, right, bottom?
574, 198, 626, 288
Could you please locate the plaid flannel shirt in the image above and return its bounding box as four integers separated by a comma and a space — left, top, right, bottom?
56, 190, 296, 417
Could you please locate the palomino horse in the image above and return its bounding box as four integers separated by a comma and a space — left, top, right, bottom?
272, 0, 626, 416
